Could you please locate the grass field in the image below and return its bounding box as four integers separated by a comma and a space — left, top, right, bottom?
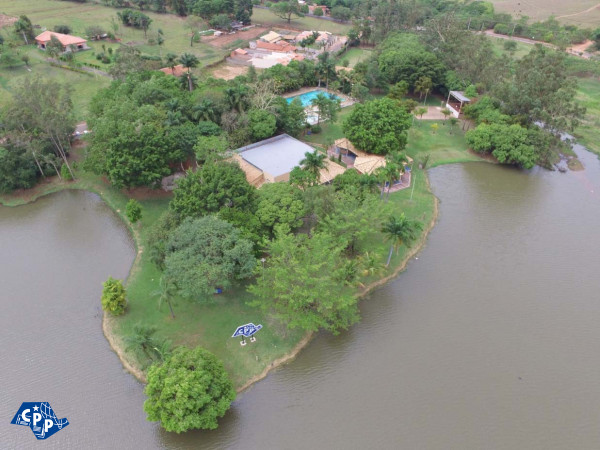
489, 37, 535, 59
0, 46, 110, 120
0, 0, 225, 63
251, 8, 352, 34
336, 47, 373, 68
574, 77, 600, 156
490, 0, 600, 27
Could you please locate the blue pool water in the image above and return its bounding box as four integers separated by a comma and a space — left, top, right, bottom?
286, 89, 342, 107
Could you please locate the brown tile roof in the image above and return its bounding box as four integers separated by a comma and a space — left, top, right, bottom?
35, 31, 86, 46
319, 159, 347, 184
354, 155, 386, 175
334, 138, 368, 157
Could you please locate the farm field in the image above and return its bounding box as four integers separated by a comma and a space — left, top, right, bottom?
490, 0, 600, 27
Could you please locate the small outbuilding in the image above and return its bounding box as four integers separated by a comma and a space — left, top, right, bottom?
445, 91, 471, 118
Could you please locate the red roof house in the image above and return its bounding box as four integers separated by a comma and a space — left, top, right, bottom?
35, 31, 88, 52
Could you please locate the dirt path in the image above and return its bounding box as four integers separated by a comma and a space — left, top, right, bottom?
556, 2, 600, 19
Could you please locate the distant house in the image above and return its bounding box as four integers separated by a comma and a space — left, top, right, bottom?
260, 31, 282, 43
35, 31, 88, 52
309, 5, 330, 15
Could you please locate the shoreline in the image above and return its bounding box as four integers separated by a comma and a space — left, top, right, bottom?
1, 172, 440, 394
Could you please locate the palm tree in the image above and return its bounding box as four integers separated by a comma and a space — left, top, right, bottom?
192, 99, 217, 122
165, 52, 177, 75
179, 52, 199, 92
300, 151, 327, 181
152, 276, 176, 319
381, 213, 423, 266
123, 323, 170, 368
225, 84, 249, 112
414, 76, 433, 105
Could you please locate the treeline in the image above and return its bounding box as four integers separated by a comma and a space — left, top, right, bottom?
60, 0, 253, 23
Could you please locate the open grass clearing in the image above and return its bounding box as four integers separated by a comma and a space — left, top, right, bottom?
574, 76, 600, 156
0, 46, 110, 120
251, 8, 351, 34
0, 0, 225, 65
336, 47, 372, 68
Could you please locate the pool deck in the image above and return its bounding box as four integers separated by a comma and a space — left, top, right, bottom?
283, 87, 355, 108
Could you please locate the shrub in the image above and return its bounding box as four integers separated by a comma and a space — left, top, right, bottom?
101, 276, 127, 316
60, 163, 73, 180
311, 124, 322, 134
313, 7, 324, 16
126, 199, 143, 223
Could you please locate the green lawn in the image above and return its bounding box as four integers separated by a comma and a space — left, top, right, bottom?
0, 46, 110, 120
574, 77, 600, 156
0, 0, 225, 65
251, 8, 352, 34
303, 105, 355, 146
336, 47, 372, 68
405, 119, 481, 167
489, 37, 535, 59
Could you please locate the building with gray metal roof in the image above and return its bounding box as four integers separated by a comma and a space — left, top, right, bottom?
236, 134, 315, 183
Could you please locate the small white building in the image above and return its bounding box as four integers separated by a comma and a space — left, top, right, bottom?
445, 91, 471, 118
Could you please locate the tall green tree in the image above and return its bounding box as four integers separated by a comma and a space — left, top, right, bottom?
3, 78, 76, 179
249, 231, 360, 333
164, 216, 256, 299
299, 151, 326, 180
270, 0, 304, 24
255, 182, 305, 237
101, 277, 127, 315
144, 346, 236, 432
310, 93, 341, 125
381, 213, 423, 267
179, 53, 199, 92
170, 162, 256, 220
14, 15, 34, 44
343, 98, 412, 155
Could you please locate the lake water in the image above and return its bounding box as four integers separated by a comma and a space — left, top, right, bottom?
2, 144, 600, 449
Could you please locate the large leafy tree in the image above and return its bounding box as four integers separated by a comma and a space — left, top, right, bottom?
0, 145, 39, 193
378, 33, 446, 89
255, 182, 305, 237
144, 346, 236, 432
343, 98, 412, 155
270, 0, 304, 23
164, 216, 256, 299
466, 123, 537, 169
170, 161, 256, 220
495, 45, 585, 133
3, 77, 76, 179
249, 231, 359, 334
381, 213, 423, 267
248, 108, 277, 141
274, 97, 306, 137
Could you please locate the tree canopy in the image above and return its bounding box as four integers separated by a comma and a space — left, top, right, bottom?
343, 98, 412, 155
144, 346, 235, 432
164, 216, 256, 299
249, 231, 359, 334
170, 162, 256, 220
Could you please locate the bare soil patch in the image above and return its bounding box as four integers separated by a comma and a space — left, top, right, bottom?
210, 63, 248, 80
0, 14, 17, 28
202, 26, 268, 48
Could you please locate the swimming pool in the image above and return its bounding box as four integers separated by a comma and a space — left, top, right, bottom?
286, 89, 342, 107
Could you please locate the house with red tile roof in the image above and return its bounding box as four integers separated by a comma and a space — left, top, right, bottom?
35, 31, 88, 52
